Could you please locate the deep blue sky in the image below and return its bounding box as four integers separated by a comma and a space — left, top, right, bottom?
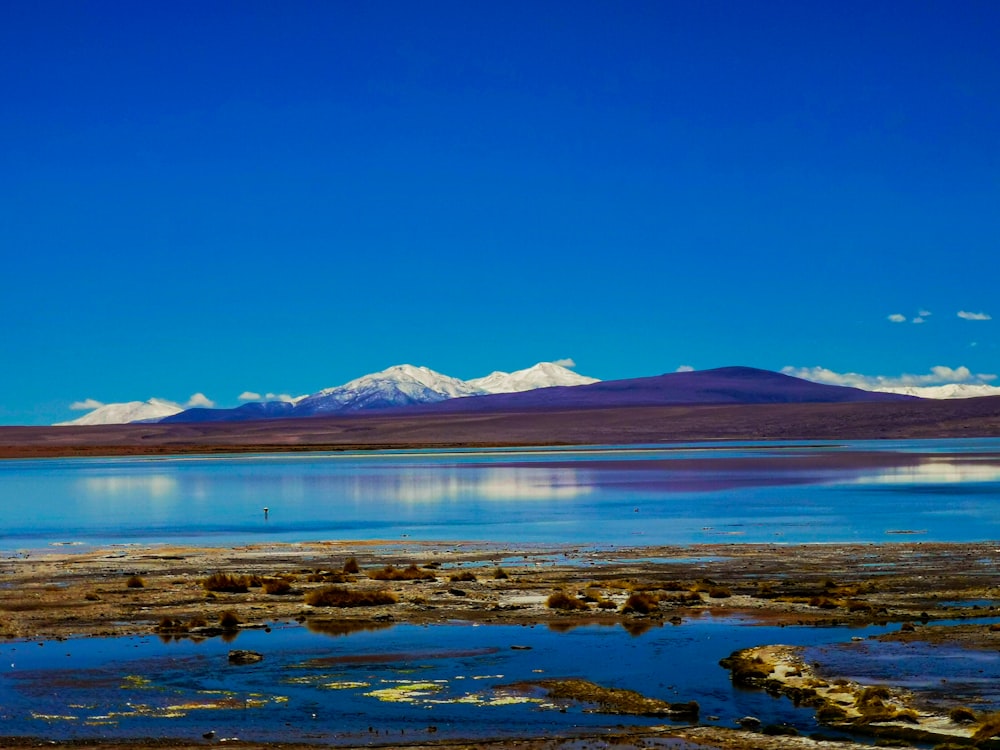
3, 1, 998, 425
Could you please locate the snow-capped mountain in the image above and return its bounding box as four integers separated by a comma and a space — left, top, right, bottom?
56, 398, 184, 426
468, 362, 600, 393
872, 383, 1000, 399
60, 362, 602, 425
294, 364, 485, 415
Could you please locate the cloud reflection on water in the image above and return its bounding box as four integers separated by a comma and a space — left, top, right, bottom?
850, 459, 1000, 485
80, 474, 178, 498
344, 467, 592, 504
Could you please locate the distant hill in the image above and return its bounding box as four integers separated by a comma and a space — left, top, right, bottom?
66, 364, 913, 426
401, 366, 917, 414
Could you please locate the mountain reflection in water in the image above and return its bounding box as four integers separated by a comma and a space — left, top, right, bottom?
2, 439, 1000, 549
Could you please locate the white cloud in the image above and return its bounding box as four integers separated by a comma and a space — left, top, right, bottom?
676, 365, 695, 372
186, 392, 215, 408
265, 392, 299, 403
551, 358, 577, 368
912, 317, 925, 324
958, 310, 992, 321
239, 391, 262, 401
782, 365, 997, 389
887, 313, 907, 323
919, 310, 932, 317
70, 398, 105, 411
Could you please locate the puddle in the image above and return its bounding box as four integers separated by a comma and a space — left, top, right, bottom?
807, 638, 1000, 712
0, 617, 917, 744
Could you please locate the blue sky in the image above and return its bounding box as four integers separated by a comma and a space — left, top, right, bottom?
2, 1, 998, 425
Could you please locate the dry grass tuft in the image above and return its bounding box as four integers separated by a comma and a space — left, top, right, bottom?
342, 557, 361, 574
449, 571, 477, 582
973, 713, 1000, 741
622, 592, 660, 614
493, 566, 510, 579
660, 590, 702, 604
546, 591, 590, 611
203, 572, 250, 593
262, 578, 293, 595
949, 706, 977, 724
304, 585, 398, 608
126, 575, 145, 588
370, 564, 435, 581
219, 610, 240, 630
857, 685, 892, 706
816, 705, 848, 722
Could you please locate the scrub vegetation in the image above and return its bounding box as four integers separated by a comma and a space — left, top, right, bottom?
203, 572, 250, 593
305, 585, 398, 608
546, 591, 590, 611
370, 564, 436, 581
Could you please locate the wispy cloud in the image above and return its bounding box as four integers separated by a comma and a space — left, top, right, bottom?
912, 317, 926, 324
782, 365, 997, 389
265, 392, 299, 403
70, 398, 105, 411
676, 365, 695, 372
958, 310, 992, 321
887, 313, 907, 323
186, 392, 215, 408
919, 310, 932, 317
551, 358, 577, 368
239, 391, 262, 401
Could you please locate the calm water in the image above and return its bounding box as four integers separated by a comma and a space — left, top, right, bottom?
2, 439, 1000, 551
0, 616, 921, 743
4, 439, 1000, 743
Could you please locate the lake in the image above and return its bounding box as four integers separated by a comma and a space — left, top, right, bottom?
2, 438, 1000, 552
3, 438, 1000, 743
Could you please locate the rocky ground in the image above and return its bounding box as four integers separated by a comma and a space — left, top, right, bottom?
4, 540, 1000, 749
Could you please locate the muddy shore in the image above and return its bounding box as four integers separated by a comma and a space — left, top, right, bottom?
3, 396, 1000, 460
5, 540, 1000, 749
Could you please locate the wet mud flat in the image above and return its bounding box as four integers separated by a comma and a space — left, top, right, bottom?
4, 540, 1000, 641
5, 540, 1000, 749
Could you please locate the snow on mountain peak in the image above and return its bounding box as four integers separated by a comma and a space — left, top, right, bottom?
56, 361, 603, 424
872, 383, 1000, 399
296, 363, 485, 414
468, 362, 600, 394
55, 398, 184, 426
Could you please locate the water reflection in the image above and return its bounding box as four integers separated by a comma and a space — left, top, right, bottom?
345, 467, 592, 503
4, 440, 1000, 549
851, 459, 1000, 485
0, 618, 904, 744
80, 474, 178, 497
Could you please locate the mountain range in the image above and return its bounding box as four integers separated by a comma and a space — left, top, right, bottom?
58, 362, 599, 426
60, 363, 920, 426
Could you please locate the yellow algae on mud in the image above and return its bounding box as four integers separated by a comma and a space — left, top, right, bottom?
31, 712, 79, 721
364, 680, 446, 702
451, 693, 542, 707
322, 680, 371, 689
121, 674, 155, 689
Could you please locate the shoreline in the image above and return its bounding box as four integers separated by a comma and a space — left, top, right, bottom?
5, 540, 1000, 749
3, 398, 999, 460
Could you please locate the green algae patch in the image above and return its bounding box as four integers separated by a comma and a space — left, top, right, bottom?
364, 679, 446, 702
449, 692, 542, 707
120, 674, 155, 690
31, 712, 79, 721
322, 680, 371, 690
